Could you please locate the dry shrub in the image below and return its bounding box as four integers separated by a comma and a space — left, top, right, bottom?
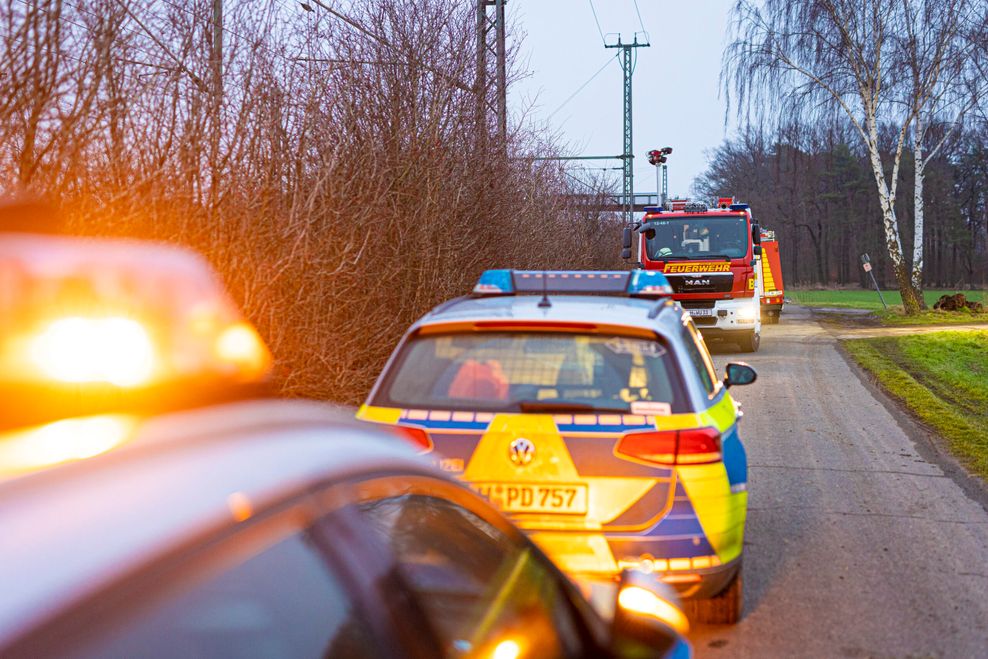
0, 0, 620, 403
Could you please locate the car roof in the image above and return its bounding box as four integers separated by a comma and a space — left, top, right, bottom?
0, 399, 432, 644
418, 294, 682, 332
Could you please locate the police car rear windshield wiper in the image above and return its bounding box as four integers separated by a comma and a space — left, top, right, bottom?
517, 400, 630, 413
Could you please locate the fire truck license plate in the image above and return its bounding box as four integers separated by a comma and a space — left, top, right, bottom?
687, 309, 714, 317
471, 482, 588, 514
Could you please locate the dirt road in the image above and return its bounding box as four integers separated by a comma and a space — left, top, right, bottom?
690, 306, 988, 657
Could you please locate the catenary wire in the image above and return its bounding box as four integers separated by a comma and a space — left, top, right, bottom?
547, 52, 619, 120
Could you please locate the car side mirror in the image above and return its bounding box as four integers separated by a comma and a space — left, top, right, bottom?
753, 244, 762, 256
622, 226, 633, 250
724, 362, 757, 387
751, 223, 761, 244
608, 570, 690, 657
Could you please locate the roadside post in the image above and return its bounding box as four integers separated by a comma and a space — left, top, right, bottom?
860, 253, 888, 311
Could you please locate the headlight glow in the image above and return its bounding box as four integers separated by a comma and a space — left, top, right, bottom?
736, 305, 759, 321
618, 585, 691, 634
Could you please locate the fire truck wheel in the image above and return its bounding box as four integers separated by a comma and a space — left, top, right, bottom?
687, 567, 743, 624
738, 330, 760, 352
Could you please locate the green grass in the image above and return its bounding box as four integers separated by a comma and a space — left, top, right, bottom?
789, 288, 988, 325
844, 331, 988, 481
789, 288, 986, 311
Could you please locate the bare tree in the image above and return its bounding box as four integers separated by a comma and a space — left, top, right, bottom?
899, 0, 988, 304
0, 0, 619, 403
725, 0, 924, 312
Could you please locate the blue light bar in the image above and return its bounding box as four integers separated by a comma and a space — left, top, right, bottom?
473, 269, 513, 294
643, 206, 663, 214
629, 270, 674, 296
729, 203, 750, 211
472, 270, 672, 298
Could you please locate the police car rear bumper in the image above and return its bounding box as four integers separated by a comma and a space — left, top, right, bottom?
567, 556, 741, 601
610, 548, 741, 601
666, 557, 741, 600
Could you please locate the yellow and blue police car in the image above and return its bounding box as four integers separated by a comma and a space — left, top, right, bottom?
358, 270, 757, 624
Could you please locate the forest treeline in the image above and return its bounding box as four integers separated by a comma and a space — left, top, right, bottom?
0, 0, 619, 403
694, 121, 988, 288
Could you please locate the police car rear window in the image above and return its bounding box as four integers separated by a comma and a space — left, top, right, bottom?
374, 331, 688, 414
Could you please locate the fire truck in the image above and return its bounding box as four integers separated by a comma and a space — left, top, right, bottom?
760, 229, 785, 323
621, 197, 764, 352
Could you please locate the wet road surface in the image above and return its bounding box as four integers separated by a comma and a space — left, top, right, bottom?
690, 306, 988, 658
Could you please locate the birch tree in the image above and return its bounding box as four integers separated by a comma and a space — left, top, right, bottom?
899, 0, 988, 303
725, 0, 923, 313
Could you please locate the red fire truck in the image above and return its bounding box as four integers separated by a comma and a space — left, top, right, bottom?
760, 229, 785, 323
621, 197, 764, 352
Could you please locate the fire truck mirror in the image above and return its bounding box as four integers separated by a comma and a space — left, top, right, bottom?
621, 247, 632, 260
751, 223, 761, 244
753, 245, 762, 256
622, 226, 633, 250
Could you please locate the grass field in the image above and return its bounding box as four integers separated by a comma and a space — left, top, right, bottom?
844, 331, 988, 481
788, 288, 988, 325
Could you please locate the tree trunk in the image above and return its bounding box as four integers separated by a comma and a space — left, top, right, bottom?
911, 128, 927, 309
865, 126, 921, 314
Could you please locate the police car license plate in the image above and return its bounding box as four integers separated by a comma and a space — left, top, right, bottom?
471, 482, 588, 514
687, 308, 714, 317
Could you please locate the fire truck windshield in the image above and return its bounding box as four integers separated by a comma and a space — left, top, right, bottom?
644, 215, 749, 261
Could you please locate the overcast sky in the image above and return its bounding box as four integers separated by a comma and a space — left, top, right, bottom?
510, 0, 738, 197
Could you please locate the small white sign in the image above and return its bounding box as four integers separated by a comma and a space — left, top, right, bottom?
631, 401, 672, 416
862, 262, 873, 272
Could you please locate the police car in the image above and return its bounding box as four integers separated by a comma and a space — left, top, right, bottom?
0, 214, 691, 657
358, 270, 757, 624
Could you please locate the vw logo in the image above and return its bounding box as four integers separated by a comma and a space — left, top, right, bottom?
509, 438, 535, 466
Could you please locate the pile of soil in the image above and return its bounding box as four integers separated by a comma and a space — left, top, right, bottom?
932, 293, 985, 312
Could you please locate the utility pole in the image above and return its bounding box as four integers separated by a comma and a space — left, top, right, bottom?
606, 35, 648, 225
210, 0, 223, 212
476, 0, 507, 149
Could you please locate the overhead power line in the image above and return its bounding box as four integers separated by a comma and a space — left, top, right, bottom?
547, 53, 619, 119
587, 0, 606, 46
632, 0, 647, 36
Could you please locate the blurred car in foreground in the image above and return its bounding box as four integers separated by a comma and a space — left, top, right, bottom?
0, 218, 691, 657
0, 400, 690, 659
358, 270, 757, 624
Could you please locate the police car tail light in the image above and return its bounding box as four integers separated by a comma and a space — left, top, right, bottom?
616, 427, 721, 465
674, 428, 722, 464
393, 425, 433, 452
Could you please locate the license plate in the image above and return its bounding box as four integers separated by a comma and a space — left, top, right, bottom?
687, 308, 714, 317
471, 482, 588, 514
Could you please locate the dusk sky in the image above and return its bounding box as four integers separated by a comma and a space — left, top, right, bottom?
510, 0, 738, 198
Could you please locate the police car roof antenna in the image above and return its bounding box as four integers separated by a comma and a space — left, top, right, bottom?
538, 271, 552, 308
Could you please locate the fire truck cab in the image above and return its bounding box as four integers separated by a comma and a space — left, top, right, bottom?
624, 198, 763, 352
